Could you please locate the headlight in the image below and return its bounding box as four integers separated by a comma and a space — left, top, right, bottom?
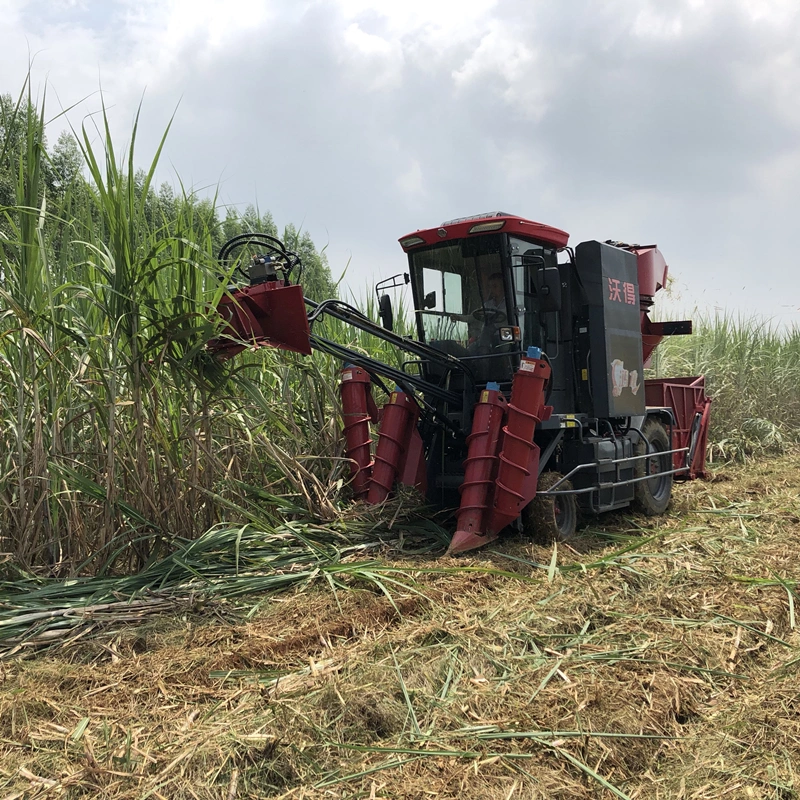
499, 326, 520, 342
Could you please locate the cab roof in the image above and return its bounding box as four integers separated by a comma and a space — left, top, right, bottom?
398, 212, 570, 252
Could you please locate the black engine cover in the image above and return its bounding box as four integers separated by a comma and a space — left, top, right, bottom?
574, 241, 645, 419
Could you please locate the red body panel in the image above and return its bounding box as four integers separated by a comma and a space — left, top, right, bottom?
634, 247, 669, 299
211, 282, 312, 357
487, 355, 552, 534
641, 333, 663, 368
634, 247, 675, 367
449, 387, 508, 554
399, 215, 569, 251
645, 377, 712, 479
339, 366, 375, 499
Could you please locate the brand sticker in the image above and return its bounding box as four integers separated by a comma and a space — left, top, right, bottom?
342, 370, 353, 381
519, 361, 537, 372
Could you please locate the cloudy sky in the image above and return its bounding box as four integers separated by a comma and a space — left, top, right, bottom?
2, 0, 799, 322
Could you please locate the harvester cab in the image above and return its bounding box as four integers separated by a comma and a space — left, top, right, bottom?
211, 213, 711, 555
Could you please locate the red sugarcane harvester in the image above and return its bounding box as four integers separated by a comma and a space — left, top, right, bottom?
212, 213, 711, 554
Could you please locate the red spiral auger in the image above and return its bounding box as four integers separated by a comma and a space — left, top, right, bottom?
448, 383, 507, 555
486, 348, 552, 537
339, 365, 376, 499
367, 387, 419, 504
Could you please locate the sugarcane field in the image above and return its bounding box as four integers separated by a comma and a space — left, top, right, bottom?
3, 7, 800, 796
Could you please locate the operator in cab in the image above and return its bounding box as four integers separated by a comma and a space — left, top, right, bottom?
448, 271, 507, 347
480, 273, 507, 321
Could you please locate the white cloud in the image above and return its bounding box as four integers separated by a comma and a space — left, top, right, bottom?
2, 0, 800, 319
121, 0, 277, 59
632, 6, 687, 40
452, 23, 534, 86
337, 0, 494, 38
739, 0, 799, 26
340, 23, 404, 90
396, 157, 424, 196
452, 22, 556, 122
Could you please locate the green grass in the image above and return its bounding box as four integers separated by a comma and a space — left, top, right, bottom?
0, 81, 352, 577
649, 313, 800, 460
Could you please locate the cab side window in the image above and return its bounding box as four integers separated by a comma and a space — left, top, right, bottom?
509, 237, 557, 349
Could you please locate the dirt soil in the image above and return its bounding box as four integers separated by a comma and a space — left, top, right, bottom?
2, 453, 800, 799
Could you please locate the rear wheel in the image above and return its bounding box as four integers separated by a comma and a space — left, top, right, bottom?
523, 471, 578, 542
632, 418, 673, 515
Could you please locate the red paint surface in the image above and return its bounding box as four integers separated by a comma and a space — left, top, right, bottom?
487, 356, 551, 534
211, 282, 312, 357
645, 377, 712, 479
399, 215, 569, 251
634, 247, 669, 299
339, 366, 375, 499
367, 390, 419, 504
449, 386, 508, 555
398, 426, 428, 494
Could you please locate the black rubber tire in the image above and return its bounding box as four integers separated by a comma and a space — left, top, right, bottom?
523, 471, 578, 543
632, 418, 673, 515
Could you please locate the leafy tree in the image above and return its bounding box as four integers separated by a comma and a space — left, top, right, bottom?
0, 93, 56, 191
282, 222, 336, 301
50, 130, 83, 190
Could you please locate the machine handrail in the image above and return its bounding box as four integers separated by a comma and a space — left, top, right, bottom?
536, 445, 691, 495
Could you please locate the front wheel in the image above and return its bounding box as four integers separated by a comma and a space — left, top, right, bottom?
523, 471, 578, 542
632, 418, 673, 515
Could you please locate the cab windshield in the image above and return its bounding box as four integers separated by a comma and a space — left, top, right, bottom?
409, 235, 506, 349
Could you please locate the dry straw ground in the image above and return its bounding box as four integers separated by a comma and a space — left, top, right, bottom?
2, 452, 800, 799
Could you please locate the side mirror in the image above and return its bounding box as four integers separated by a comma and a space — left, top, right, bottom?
379, 293, 394, 331
423, 291, 437, 310
536, 266, 562, 312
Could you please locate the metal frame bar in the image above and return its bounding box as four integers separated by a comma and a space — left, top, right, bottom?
305, 297, 478, 406
536, 445, 690, 496
309, 334, 462, 407
536, 430, 565, 478
375, 272, 409, 299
